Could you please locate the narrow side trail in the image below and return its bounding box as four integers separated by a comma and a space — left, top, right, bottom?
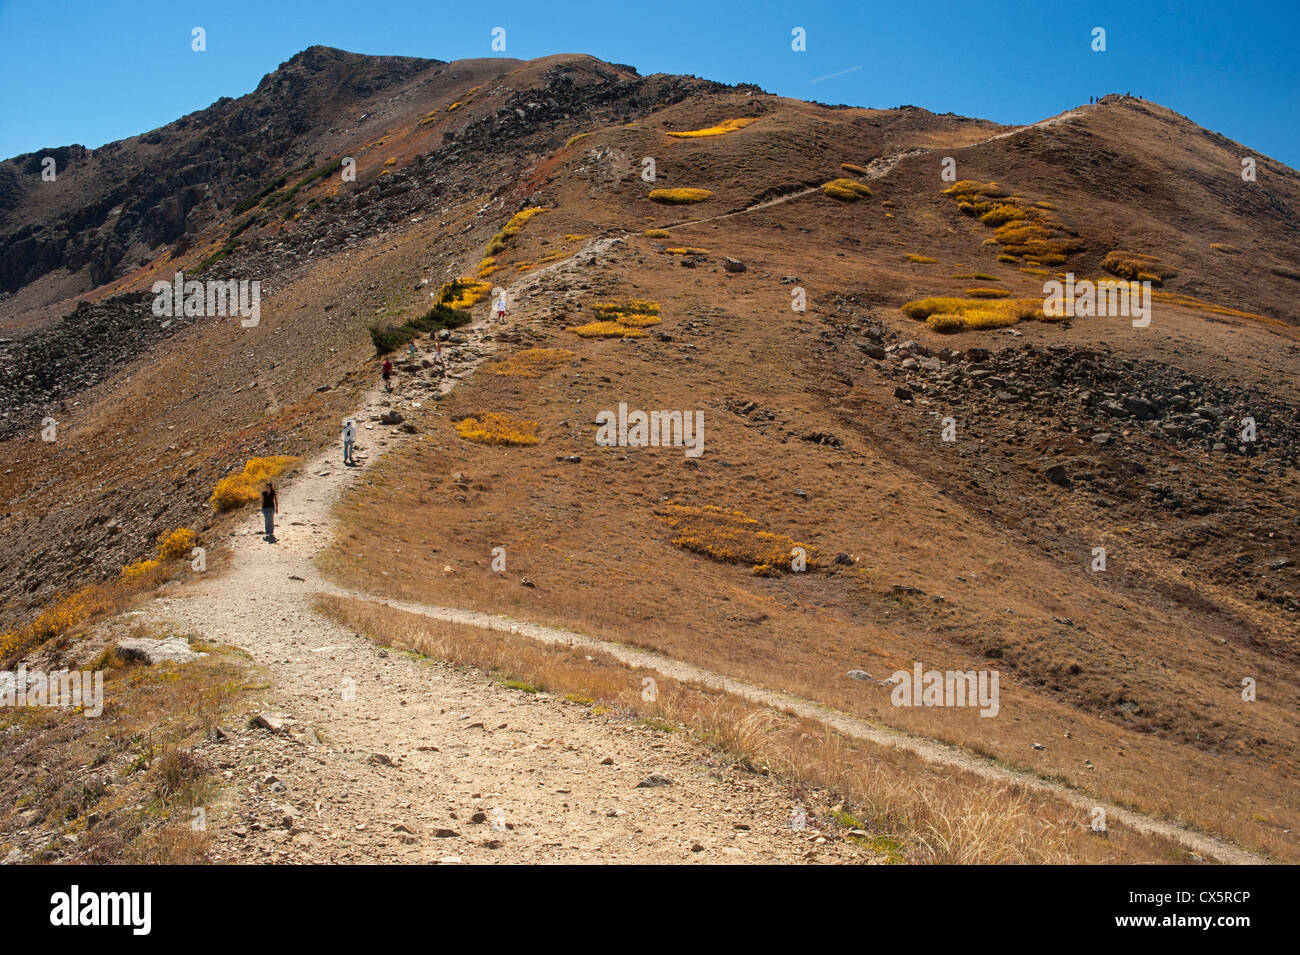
140, 307, 869, 865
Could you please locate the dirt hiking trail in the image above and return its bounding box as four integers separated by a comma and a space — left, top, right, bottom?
139, 308, 873, 864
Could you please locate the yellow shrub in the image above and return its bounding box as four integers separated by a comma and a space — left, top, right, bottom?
643, 229, 671, 238
593, 300, 659, 316
905, 253, 938, 263
979, 204, 1028, 226
1103, 250, 1177, 285
926, 313, 967, 333
455, 413, 540, 446
0, 584, 116, 663
418, 110, 439, 127
648, 188, 713, 204
841, 162, 869, 175
438, 278, 492, 309
157, 528, 197, 561
997, 253, 1018, 263
942, 180, 1009, 199
447, 101, 462, 111
565, 132, 592, 148
966, 287, 1010, 298
1209, 242, 1239, 253
485, 206, 547, 255
485, 348, 576, 377
209, 456, 301, 512
564, 234, 590, 242
121, 559, 161, 580
383, 157, 397, 167
822, 178, 872, 201
901, 296, 1044, 331
567, 321, 646, 338
665, 117, 757, 138
666, 247, 708, 255
658, 503, 817, 574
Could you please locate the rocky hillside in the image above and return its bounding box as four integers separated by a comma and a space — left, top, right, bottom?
1, 46, 1297, 863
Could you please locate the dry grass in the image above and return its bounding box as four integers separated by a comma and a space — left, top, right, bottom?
841, 162, 869, 176
484, 348, 576, 378
657, 503, 817, 575
0, 625, 254, 864
565, 132, 592, 148
648, 188, 713, 204
965, 287, 1011, 298
904, 253, 938, 264
665, 117, 758, 138
454, 412, 540, 446
209, 456, 301, 512
821, 178, 873, 201
666, 247, 708, 255
313, 594, 1191, 865
643, 229, 671, 238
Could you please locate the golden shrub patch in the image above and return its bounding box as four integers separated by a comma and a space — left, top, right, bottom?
455, 413, 540, 446
157, 528, 198, 561
821, 178, 872, 201
657, 504, 817, 575
902, 296, 1045, 332
648, 188, 713, 204
485, 348, 576, 377
567, 320, 648, 339
665, 117, 757, 138
209, 456, 300, 512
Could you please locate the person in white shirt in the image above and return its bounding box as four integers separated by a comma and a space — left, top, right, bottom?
342, 418, 356, 466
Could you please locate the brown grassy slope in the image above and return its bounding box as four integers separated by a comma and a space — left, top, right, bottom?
321, 92, 1299, 861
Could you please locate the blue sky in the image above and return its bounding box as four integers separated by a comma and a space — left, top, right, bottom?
2, 0, 1298, 167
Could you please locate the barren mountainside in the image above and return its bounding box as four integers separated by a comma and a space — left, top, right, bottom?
1, 45, 1298, 865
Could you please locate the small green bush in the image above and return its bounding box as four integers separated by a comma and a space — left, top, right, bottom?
369, 304, 472, 353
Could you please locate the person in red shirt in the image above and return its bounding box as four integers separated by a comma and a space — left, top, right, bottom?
382, 357, 393, 392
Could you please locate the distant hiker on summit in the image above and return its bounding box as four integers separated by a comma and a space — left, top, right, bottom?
342, 418, 356, 466
261, 482, 279, 542
382, 357, 393, 392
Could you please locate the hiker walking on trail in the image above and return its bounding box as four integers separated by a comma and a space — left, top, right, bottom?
342, 418, 356, 466
494, 291, 507, 323
261, 482, 279, 542
408, 342, 416, 360
433, 338, 444, 375
382, 357, 393, 392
